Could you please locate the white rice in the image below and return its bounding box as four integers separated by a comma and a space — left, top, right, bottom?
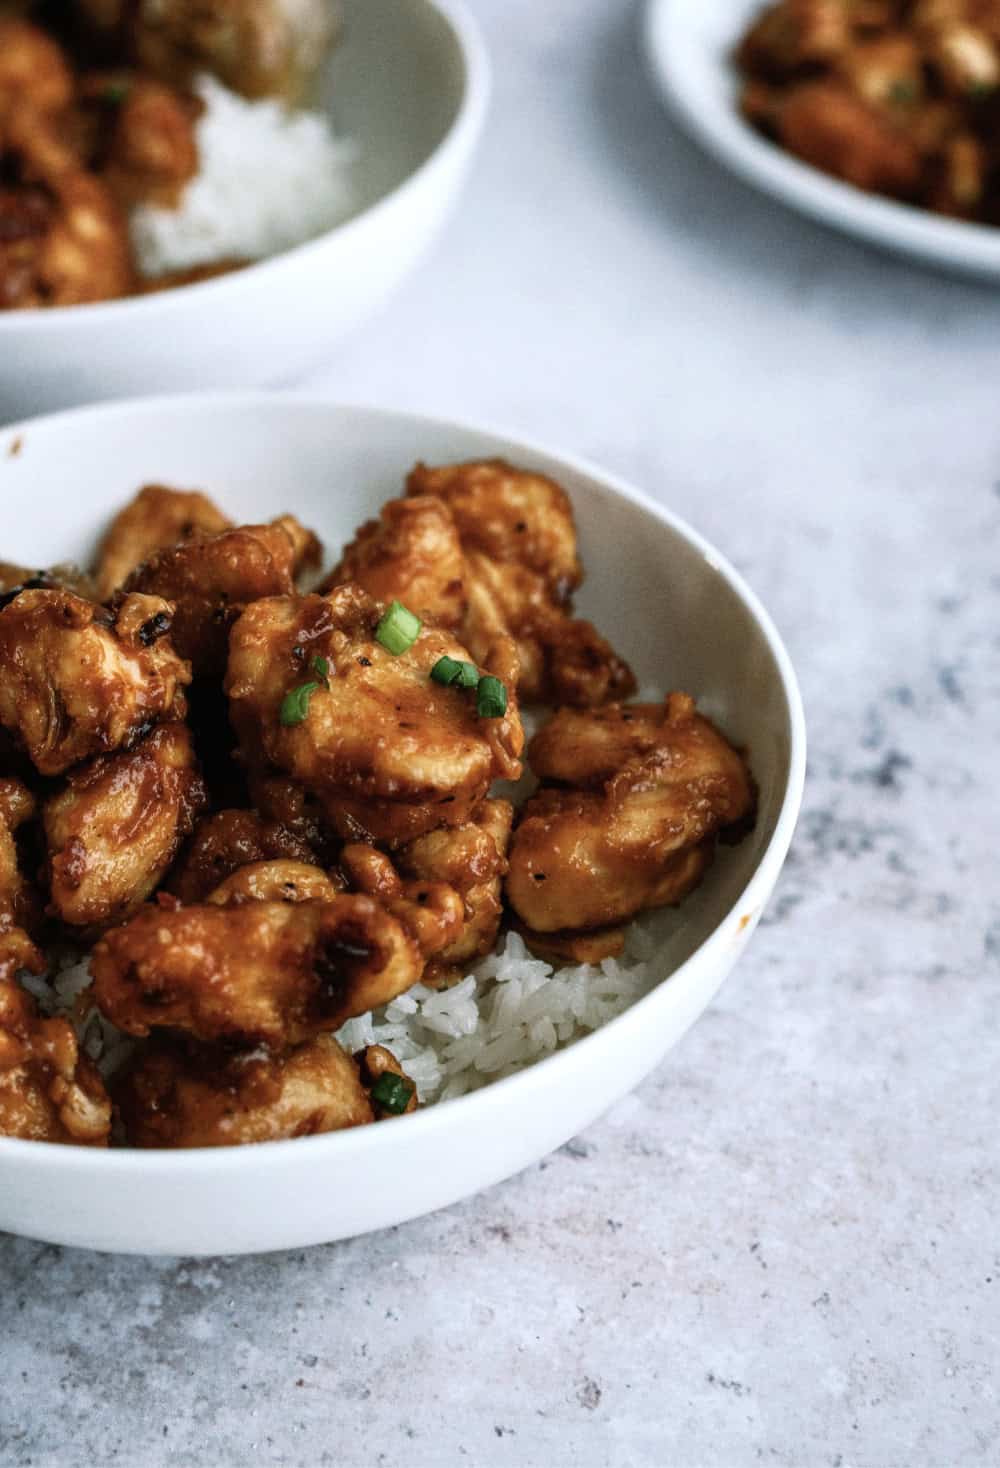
130, 75, 357, 277
334, 923, 660, 1106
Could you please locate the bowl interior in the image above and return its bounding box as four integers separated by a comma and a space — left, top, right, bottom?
0, 396, 797, 986
322, 0, 469, 218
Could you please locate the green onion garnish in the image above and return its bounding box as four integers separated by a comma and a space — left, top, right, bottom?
279, 681, 320, 726
311, 654, 330, 687
476, 675, 508, 719
375, 601, 422, 655
370, 1072, 414, 1115
103, 79, 131, 104
430, 655, 480, 689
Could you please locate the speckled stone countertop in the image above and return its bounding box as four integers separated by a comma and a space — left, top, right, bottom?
3, 2, 999, 1464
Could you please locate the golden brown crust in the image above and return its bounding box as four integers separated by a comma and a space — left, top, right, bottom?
0, 588, 190, 775
323, 495, 467, 629
507, 694, 754, 933
116, 1032, 373, 1148
225, 585, 523, 847
44, 722, 207, 928
166, 808, 318, 904
91, 894, 431, 1046
93, 484, 233, 602
0, 979, 111, 1145
124, 517, 321, 679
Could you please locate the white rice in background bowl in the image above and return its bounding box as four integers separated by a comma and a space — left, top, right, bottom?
130, 75, 358, 278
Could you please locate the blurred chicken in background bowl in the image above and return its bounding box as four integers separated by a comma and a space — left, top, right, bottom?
0, 0, 488, 416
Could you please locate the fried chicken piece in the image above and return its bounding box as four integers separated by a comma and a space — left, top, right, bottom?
512, 922, 627, 966
44, 723, 207, 928
406, 459, 635, 706
777, 79, 922, 194
507, 694, 755, 933
91, 894, 439, 1046
735, 0, 853, 80
124, 516, 321, 679
246, 772, 338, 859
0, 979, 111, 1144
73, 0, 338, 103
338, 844, 466, 961
166, 807, 317, 903
0, 19, 75, 116
115, 1032, 373, 1148
206, 858, 343, 906
323, 495, 467, 629
0, 561, 97, 601
0, 106, 133, 310
0, 777, 43, 982
226, 585, 523, 848
393, 798, 514, 978
0, 588, 190, 776
93, 484, 232, 601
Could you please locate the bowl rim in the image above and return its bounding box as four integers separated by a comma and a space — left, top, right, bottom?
0, 0, 490, 334
0, 391, 807, 1176
643, 0, 1000, 278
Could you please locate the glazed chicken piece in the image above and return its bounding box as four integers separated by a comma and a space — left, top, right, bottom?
0, 105, 133, 310
0, 18, 75, 116
166, 807, 317, 903
115, 1032, 373, 1148
392, 798, 514, 979
44, 722, 207, 928
338, 843, 466, 964
406, 459, 635, 706
0, 561, 97, 601
0, 979, 111, 1144
735, 0, 855, 79
0, 777, 43, 983
507, 694, 755, 936
246, 771, 338, 859
93, 483, 232, 602
226, 585, 523, 848
72, 0, 339, 102
91, 892, 451, 1046
323, 495, 468, 629
0, 588, 190, 775
123, 515, 321, 678
206, 857, 343, 906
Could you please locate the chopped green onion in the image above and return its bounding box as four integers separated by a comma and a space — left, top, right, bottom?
311, 654, 330, 687
476, 675, 508, 719
375, 601, 422, 655
430, 655, 480, 689
370, 1072, 414, 1115
279, 681, 320, 726
103, 79, 131, 104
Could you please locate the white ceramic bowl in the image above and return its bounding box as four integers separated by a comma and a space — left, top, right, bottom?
0, 395, 805, 1255
644, 0, 1000, 279
0, 0, 488, 422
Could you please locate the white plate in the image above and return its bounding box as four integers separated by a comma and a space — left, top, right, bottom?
0, 395, 805, 1256
644, 0, 1000, 279
0, 0, 488, 421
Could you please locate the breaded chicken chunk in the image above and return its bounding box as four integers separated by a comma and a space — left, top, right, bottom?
93, 483, 232, 602
226, 585, 523, 847
406, 459, 635, 706
44, 722, 207, 928
323, 495, 468, 628
0, 588, 190, 775
166, 807, 318, 904
507, 694, 755, 934
0, 19, 75, 115
116, 1032, 374, 1148
124, 515, 322, 678
393, 798, 513, 979
91, 892, 448, 1046
206, 858, 343, 906
0, 979, 111, 1144
0, 777, 43, 982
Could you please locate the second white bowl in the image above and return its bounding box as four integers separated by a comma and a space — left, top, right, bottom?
0, 0, 488, 421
